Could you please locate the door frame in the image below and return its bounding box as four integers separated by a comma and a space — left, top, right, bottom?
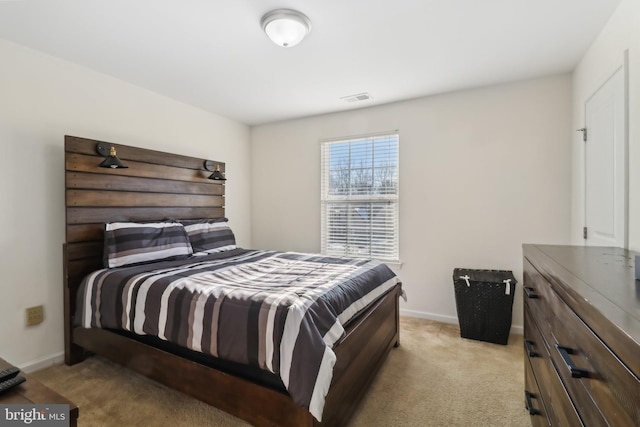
582, 50, 629, 249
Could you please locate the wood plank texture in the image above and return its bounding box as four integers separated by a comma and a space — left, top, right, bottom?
65, 135, 225, 172
66, 257, 103, 288
67, 207, 224, 224
66, 190, 223, 208
66, 172, 224, 195
66, 153, 214, 182
66, 224, 103, 243
66, 242, 103, 261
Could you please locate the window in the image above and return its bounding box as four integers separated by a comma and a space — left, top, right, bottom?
321, 132, 399, 262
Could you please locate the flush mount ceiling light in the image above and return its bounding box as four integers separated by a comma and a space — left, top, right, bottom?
261, 9, 311, 48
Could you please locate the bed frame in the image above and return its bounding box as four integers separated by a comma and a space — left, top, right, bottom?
63, 135, 401, 426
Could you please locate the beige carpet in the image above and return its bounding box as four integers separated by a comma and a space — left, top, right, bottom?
32, 317, 530, 426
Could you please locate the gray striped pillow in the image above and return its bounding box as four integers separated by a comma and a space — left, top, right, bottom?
104, 222, 193, 268
181, 219, 236, 255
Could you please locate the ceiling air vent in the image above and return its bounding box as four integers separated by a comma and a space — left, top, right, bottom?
340, 92, 373, 103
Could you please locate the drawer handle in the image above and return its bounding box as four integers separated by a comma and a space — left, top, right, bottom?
556, 344, 589, 378
524, 340, 539, 357
524, 287, 539, 299
524, 391, 540, 416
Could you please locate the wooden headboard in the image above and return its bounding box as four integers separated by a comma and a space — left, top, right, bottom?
63, 135, 226, 363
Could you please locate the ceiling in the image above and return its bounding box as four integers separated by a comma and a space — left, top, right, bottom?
0, 0, 622, 125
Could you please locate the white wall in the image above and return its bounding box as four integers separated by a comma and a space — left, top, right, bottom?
251, 75, 573, 331
571, 0, 640, 250
0, 39, 251, 369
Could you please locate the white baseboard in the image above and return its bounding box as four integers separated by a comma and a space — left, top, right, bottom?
20, 352, 64, 373
510, 324, 523, 335
400, 308, 458, 324
400, 309, 523, 336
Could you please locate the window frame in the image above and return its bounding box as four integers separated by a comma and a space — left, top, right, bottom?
320, 131, 400, 263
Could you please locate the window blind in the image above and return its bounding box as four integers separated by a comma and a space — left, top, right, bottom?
321, 133, 399, 262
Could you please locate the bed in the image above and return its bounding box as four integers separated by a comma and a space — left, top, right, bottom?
63, 135, 403, 426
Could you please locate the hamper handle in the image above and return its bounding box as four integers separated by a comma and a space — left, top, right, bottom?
556, 344, 589, 378
524, 391, 540, 415
524, 340, 539, 358
524, 287, 538, 299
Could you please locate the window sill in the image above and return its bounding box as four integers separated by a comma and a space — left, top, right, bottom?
384, 261, 403, 270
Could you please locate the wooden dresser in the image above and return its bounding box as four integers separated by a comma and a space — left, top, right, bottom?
522, 245, 640, 426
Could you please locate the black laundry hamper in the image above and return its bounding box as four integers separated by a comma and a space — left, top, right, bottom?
453, 268, 516, 345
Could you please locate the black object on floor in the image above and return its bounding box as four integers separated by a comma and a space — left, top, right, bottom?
453, 268, 516, 345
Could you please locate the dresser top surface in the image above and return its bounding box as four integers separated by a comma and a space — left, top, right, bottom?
523, 244, 640, 344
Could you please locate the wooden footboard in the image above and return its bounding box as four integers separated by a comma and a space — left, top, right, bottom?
321, 284, 400, 426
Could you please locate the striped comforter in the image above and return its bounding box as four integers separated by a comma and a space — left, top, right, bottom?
75, 249, 400, 421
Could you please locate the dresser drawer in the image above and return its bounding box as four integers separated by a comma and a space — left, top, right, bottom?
524, 304, 552, 409
524, 291, 582, 426
546, 360, 583, 427
523, 259, 557, 347
525, 355, 550, 427
547, 286, 640, 426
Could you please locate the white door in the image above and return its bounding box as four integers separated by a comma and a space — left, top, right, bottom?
584, 65, 627, 247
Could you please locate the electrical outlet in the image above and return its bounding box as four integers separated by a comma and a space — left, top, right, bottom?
26, 305, 44, 326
